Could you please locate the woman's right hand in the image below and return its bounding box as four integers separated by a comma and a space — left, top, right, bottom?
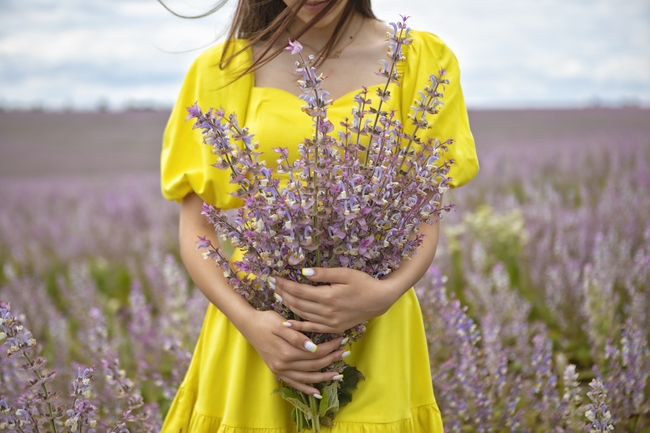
241, 309, 349, 396
179, 193, 346, 396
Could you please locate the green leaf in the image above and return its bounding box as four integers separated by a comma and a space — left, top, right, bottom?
338, 366, 365, 408
292, 408, 307, 431
273, 388, 313, 420
320, 415, 334, 427
319, 382, 340, 417
291, 408, 297, 428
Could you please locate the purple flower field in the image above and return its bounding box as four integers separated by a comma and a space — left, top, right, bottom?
0, 108, 649, 431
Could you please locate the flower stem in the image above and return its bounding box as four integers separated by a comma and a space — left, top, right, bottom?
364, 41, 402, 167
397, 83, 440, 173
312, 91, 322, 268
32, 418, 42, 433
308, 394, 321, 432
354, 95, 368, 148
22, 352, 57, 433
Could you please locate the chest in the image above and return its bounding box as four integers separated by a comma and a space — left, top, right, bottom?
243, 82, 402, 181
252, 41, 389, 101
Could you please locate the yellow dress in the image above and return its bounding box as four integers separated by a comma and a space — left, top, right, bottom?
160, 30, 479, 433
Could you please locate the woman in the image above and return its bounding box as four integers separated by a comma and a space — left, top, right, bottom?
160, 0, 479, 431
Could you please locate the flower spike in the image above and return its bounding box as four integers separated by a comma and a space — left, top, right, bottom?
285, 39, 303, 55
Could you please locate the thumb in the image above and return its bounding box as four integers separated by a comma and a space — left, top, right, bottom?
300, 267, 350, 284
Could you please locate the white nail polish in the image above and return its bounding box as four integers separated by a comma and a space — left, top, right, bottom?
332, 374, 343, 381
341, 351, 351, 358
282, 321, 292, 328
274, 293, 283, 303
269, 277, 276, 284
269, 281, 276, 291
301, 268, 315, 277
313, 393, 322, 400
341, 337, 349, 345
303, 341, 318, 353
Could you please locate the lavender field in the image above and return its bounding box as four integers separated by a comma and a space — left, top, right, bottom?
0, 108, 649, 432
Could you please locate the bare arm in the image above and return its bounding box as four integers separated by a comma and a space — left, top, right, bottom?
179, 194, 258, 327
180, 192, 347, 396
379, 219, 440, 300
274, 219, 440, 334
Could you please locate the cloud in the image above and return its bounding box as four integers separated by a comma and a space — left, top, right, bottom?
0, 0, 231, 109
0, 0, 648, 109
374, 0, 650, 107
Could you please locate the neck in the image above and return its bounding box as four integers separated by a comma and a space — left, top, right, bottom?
287, 12, 360, 53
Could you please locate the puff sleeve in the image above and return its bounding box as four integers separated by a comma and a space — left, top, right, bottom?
160, 40, 253, 208
400, 30, 479, 188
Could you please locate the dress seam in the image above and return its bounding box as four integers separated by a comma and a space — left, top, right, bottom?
412, 402, 441, 412
189, 401, 440, 427
332, 402, 440, 425
179, 385, 196, 394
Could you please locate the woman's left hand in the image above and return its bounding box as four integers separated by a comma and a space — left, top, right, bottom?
272, 267, 401, 334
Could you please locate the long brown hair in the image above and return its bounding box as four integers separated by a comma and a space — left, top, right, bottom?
159, 0, 376, 73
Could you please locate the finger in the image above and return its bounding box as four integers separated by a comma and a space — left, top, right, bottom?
279, 288, 325, 316
279, 376, 319, 396
275, 326, 346, 358
284, 334, 348, 363
275, 322, 321, 354
289, 370, 344, 385
284, 319, 339, 334
287, 349, 348, 372
283, 304, 332, 328
271, 285, 321, 321
280, 370, 344, 390
299, 267, 352, 284
278, 376, 320, 397
274, 276, 324, 303
313, 335, 346, 354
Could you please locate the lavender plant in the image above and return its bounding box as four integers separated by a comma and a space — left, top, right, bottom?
0, 302, 62, 433
0, 138, 648, 430
0, 301, 166, 433
584, 379, 615, 433
186, 16, 454, 430
64, 366, 98, 433
416, 268, 525, 433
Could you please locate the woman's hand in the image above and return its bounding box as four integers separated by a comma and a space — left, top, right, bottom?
272, 221, 441, 334
240, 309, 349, 396
179, 193, 347, 397
272, 267, 400, 334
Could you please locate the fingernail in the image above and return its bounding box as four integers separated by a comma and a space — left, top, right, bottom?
313, 393, 322, 399
340, 337, 349, 345
274, 293, 283, 303
303, 341, 318, 353
332, 374, 344, 381
269, 281, 276, 291
282, 321, 292, 328
269, 277, 277, 284
301, 268, 315, 277
341, 351, 351, 358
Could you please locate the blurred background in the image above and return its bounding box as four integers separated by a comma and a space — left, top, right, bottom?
0, 0, 648, 111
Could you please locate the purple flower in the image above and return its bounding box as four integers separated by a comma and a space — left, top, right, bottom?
585, 379, 615, 432
285, 39, 303, 55
185, 101, 202, 120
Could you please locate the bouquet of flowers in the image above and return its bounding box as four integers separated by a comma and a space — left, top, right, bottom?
187, 15, 455, 431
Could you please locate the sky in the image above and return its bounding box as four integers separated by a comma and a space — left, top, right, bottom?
0, 0, 648, 110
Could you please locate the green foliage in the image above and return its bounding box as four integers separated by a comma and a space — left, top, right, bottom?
89, 258, 132, 303
338, 366, 365, 408
274, 365, 365, 431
